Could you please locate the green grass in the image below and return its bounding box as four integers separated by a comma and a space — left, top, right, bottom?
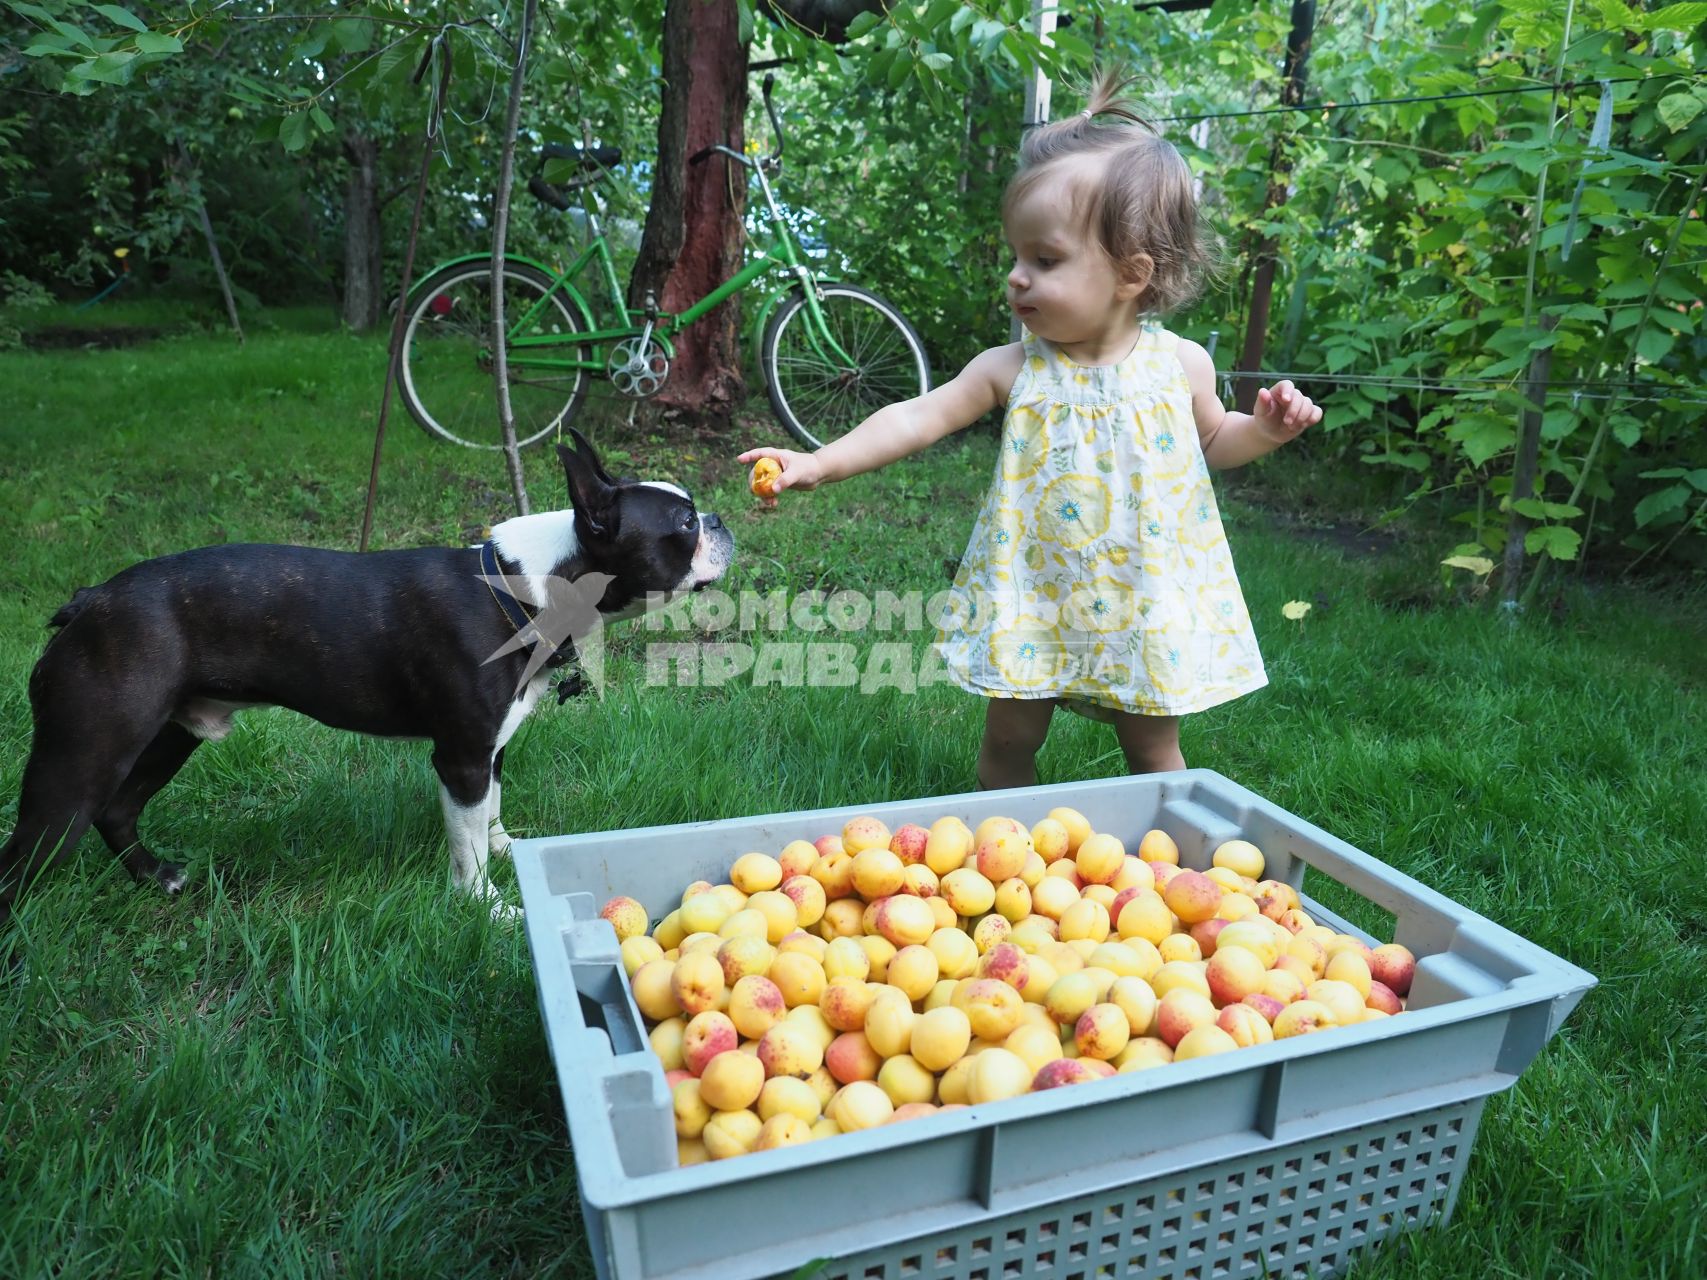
1, 305, 1703, 1278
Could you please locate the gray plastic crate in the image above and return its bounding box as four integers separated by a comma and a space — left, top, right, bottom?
513, 769, 1593, 1280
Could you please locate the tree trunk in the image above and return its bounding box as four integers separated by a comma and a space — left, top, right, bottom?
174, 142, 243, 344
1500, 314, 1558, 608
629, 0, 749, 427
342, 130, 384, 333
1233, 0, 1316, 412
489, 0, 538, 517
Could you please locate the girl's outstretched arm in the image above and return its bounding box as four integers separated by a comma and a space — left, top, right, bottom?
1177, 339, 1321, 470
738, 343, 1024, 500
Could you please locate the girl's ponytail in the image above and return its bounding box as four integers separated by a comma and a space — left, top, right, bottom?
1079, 66, 1152, 131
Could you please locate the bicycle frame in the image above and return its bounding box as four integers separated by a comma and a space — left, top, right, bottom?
502, 158, 857, 375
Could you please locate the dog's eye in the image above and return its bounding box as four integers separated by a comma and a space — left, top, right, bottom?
681, 512, 698, 532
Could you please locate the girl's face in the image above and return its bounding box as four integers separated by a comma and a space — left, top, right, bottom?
1004, 164, 1145, 355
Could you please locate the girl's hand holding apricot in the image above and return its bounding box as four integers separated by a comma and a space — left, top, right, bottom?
736, 447, 825, 506
750, 457, 783, 499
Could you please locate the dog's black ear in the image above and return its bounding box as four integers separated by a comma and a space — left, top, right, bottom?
557, 435, 617, 541
565, 426, 619, 485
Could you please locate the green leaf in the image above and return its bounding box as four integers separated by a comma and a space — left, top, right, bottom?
1524, 524, 1582, 560
1448, 415, 1515, 468
332, 18, 372, 55
920, 0, 959, 31
1642, 3, 1707, 32
279, 111, 312, 153
373, 38, 413, 84
1512, 498, 1584, 521
950, 6, 976, 35
310, 105, 333, 133
1542, 303, 1606, 324
888, 50, 913, 90
91, 4, 146, 31
1634, 483, 1690, 528
79, 48, 137, 83
133, 31, 182, 54
1441, 554, 1496, 576
1323, 344, 1360, 373
1639, 467, 1707, 491
1610, 414, 1643, 448
1657, 93, 1703, 132
845, 10, 882, 40
45, 17, 94, 49
971, 18, 1006, 57
921, 52, 952, 71
1635, 327, 1675, 362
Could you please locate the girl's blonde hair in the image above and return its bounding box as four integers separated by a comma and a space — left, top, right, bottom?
1002, 68, 1216, 314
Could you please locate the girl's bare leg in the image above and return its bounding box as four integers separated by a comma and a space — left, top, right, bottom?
1113, 712, 1186, 774
977, 698, 1056, 790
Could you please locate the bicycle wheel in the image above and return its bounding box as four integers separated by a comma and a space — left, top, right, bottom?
398, 259, 591, 449
761, 283, 930, 450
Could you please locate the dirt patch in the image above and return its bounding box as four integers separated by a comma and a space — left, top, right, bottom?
22, 325, 162, 350
1231, 486, 1408, 562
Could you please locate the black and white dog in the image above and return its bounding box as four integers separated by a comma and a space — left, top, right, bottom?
0, 430, 733, 920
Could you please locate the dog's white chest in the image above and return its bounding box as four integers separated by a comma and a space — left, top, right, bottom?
495, 675, 551, 750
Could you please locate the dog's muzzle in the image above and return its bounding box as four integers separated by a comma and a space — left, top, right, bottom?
692, 516, 735, 591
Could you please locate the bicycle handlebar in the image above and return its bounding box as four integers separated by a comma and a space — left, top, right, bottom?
529, 175, 572, 211
687, 72, 786, 172
763, 73, 785, 162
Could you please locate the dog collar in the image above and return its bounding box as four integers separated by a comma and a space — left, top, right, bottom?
480, 539, 537, 634
479, 540, 587, 702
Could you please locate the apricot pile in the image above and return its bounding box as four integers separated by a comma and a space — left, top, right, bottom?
601, 808, 1415, 1164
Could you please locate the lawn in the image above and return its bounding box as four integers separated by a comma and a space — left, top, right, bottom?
1, 305, 1702, 1278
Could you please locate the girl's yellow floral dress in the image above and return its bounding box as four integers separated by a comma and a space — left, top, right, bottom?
935, 325, 1267, 718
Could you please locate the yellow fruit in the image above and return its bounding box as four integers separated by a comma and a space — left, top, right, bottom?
910, 1006, 973, 1072
672, 1078, 712, 1138
1058, 898, 1111, 943
679, 891, 733, 935
1138, 829, 1180, 865
632, 958, 683, 1022
1173, 1025, 1240, 1061
745, 890, 799, 943
828, 1080, 894, 1131
968, 1047, 1033, 1103
730, 852, 783, 893
702, 1108, 764, 1159
757, 1076, 821, 1124
876, 1054, 937, 1107
1212, 839, 1265, 880
750, 456, 783, 498
1046, 806, 1093, 855
699, 1050, 765, 1111
1075, 833, 1126, 885
752, 1113, 813, 1150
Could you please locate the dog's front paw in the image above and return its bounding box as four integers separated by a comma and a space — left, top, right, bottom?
488, 896, 523, 925
488, 824, 515, 860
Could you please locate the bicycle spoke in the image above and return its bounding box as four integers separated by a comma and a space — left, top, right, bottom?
400, 267, 588, 449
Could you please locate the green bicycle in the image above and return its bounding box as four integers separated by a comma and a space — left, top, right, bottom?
397, 75, 931, 451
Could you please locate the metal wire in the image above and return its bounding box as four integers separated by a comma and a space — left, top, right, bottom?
1224, 368, 1707, 407
1153, 68, 1707, 126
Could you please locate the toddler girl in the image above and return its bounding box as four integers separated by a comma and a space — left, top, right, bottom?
738, 70, 1320, 790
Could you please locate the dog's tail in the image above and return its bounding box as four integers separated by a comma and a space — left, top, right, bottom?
47, 586, 98, 630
